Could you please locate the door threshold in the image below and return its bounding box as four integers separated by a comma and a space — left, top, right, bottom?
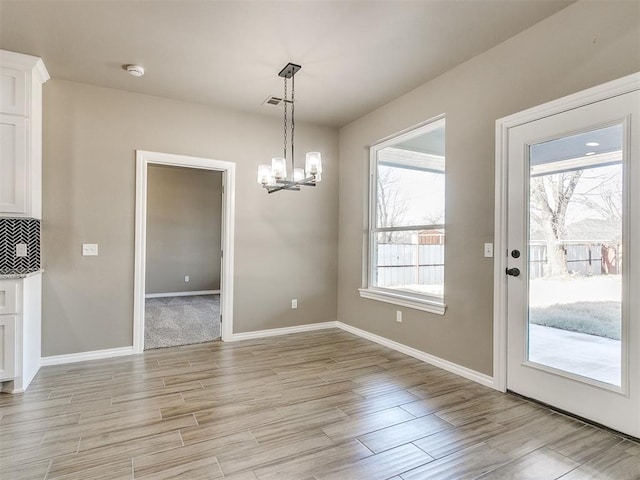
508, 390, 640, 443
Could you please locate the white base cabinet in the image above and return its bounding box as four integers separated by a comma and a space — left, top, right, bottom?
0, 274, 42, 392
0, 316, 16, 380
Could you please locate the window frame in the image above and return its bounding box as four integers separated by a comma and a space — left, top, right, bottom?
359, 116, 447, 315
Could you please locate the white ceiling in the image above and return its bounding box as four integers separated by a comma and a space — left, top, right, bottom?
0, 1, 573, 127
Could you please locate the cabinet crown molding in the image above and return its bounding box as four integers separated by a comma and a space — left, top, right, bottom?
0, 50, 50, 83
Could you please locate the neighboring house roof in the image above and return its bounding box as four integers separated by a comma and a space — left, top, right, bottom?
530, 218, 621, 244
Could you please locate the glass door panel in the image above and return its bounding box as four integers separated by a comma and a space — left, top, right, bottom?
527, 125, 623, 386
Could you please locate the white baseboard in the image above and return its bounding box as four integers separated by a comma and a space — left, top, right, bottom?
231, 321, 339, 341
335, 322, 498, 390
40, 346, 135, 367
145, 290, 220, 299
37, 321, 496, 391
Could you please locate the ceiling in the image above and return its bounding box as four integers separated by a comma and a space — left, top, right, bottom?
0, 1, 574, 127
531, 124, 623, 165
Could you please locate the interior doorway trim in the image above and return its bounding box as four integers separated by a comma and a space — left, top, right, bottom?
133, 150, 236, 353
493, 72, 640, 392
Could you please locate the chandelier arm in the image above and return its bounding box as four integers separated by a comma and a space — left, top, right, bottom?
266, 176, 317, 194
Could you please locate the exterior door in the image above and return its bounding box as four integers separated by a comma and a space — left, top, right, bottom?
506, 89, 640, 436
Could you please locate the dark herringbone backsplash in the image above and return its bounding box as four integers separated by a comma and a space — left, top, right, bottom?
0, 218, 41, 275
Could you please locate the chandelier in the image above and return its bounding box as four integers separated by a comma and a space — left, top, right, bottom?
257, 63, 322, 193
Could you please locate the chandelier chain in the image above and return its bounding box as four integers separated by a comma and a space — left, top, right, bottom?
291, 73, 295, 180
283, 76, 287, 162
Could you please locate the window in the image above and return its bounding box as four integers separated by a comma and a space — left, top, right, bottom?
359, 117, 446, 314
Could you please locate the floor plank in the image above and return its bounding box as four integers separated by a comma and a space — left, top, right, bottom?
316, 443, 433, 480
476, 447, 579, 479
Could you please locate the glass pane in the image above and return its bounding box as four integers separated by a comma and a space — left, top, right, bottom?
376, 124, 445, 228
372, 229, 444, 297
527, 124, 623, 386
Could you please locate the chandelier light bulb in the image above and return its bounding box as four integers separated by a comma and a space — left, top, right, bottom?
271, 157, 287, 180
293, 168, 305, 181
305, 152, 322, 176
257, 164, 273, 185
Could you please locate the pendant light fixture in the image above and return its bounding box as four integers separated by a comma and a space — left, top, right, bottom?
257, 63, 322, 193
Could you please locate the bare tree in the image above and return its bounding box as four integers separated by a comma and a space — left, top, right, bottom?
377, 167, 407, 243
574, 170, 622, 224
421, 208, 444, 226
530, 171, 582, 276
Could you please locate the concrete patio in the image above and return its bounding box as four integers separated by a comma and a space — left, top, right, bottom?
528, 323, 621, 386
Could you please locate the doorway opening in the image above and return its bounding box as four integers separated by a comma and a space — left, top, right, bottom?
133, 151, 235, 353
144, 164, 222, 349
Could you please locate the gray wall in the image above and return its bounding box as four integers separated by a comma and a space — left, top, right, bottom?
337, 1, 640, 376
42, 80, 339, 356
145, 165, 222, 295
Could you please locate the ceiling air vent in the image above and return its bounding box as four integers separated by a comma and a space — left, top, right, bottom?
262, 95, 283, 107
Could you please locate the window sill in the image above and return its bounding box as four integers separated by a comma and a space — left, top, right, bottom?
358, 288, 447, 315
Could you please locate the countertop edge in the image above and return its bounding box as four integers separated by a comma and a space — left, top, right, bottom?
0, 269, 44, 280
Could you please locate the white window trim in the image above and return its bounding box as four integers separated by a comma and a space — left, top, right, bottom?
363, 115, 447, 314
359, 287, 446, 315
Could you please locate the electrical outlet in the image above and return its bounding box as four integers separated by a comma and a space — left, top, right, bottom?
396, 310, 402, 322
15, 243, 27, 257
484, 242, 494, 258
184, 275, 190, 282
82, 244, 98, 256
291, 299, 298, 309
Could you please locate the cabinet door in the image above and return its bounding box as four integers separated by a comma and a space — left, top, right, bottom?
0, 281, 19, 315
0, 114, 28, 215
0, 67, 27, 116
0, 315, 16, 381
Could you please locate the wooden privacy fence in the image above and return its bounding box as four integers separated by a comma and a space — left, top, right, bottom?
529, 242, 621, 279
375, 242, 619, 286
376, 243, 444, 286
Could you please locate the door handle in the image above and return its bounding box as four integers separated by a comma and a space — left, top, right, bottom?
506, 267, 520, 277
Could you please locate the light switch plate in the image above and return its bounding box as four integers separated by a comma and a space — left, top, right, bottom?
484, 243, 494, 258
82, 244, 99, 256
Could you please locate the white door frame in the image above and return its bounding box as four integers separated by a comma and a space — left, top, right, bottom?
133, 150, 236, 353
493, 72, 640, 391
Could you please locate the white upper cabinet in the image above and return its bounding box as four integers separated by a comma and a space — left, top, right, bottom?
0, 67, 27, 116
0, 114, 28, 214
0, 50, 49, 218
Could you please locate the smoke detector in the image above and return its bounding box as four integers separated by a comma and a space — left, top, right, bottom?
262, 95, 283, 107
124, 64, 145, 77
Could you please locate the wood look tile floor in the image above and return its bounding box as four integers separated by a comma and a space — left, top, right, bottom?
1, 329, 639, 479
